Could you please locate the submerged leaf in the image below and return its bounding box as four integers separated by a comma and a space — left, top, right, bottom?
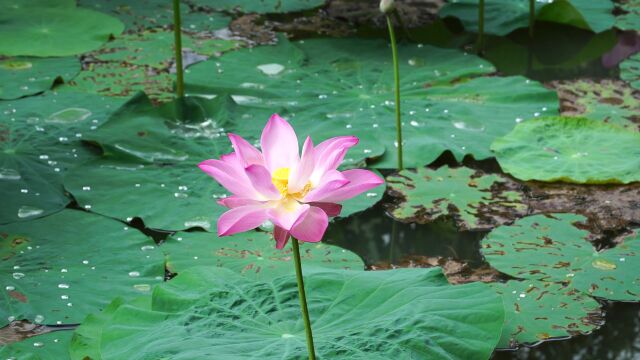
482, 214, 640, 301
386, 166, 526, 230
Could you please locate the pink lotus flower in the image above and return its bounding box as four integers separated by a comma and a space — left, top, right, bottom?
199, 114, 384, 249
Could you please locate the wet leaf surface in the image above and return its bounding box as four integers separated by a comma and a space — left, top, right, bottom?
0, 210, 164, 326
187, 36, 558, 168
0, 320, 77, 346
491, 116, 640, 184
0, 92, 125, 224
386, 166, 526, 231
70, 266, 504, 360
0, 57, 80, 100
162, 230, 365, 280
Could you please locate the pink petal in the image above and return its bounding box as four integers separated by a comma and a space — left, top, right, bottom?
288, 136, 315, 193
290, 206, 329, 243
303, 170, 349, 202
261, 114, 299, 172
228, 133, 264, 167
217, 196, 263, 208
309, 202, 342, 217
245, 164, 281, 200
274, 226, 291, 249
310, 136, 359, 184
314, 169, 384, 203
268, 201, 309, 230
217, 205, 269, 236
198, 159, 260, 199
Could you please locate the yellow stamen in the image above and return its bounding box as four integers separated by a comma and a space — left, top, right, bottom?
272, 167, 312, 200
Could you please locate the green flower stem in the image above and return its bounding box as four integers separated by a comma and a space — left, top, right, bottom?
386, 14, 403, 171
291, 238, 316, 360
529, 0, 535, 37
477, 0, 485, 53
172, 0, 185, 99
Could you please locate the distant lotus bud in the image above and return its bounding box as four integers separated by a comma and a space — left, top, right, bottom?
379, 0, 395, 14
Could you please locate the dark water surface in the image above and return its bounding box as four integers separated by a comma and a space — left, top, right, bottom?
327, 204, 640, 360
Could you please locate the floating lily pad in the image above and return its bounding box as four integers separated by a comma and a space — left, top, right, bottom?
0, 210, 164, 327
70, 266, 504, 360
551, 79, 640, 131
62, 62, 175, 103
492, 280, 602, 349
491, 116, 640, 184
186, 37, 558, 168
1, 0, 75, 9
94, 30, 239, 69
79, 0, 231, 31
440, 0, 614, 36
0, 92, 125, 224
615, 0, 640, 31
621, 52, 640, 90
386, 166, 526, 230
0, 57, 80, 100
196, 0, 326, 14
482, 214, 640, 301
0, 7, 124, 57
162, 230, 364, 279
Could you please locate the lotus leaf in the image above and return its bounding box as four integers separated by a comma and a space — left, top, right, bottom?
493, 280, 602, 349
0, 331, 73, 360
0, 57, 80, 100
162, 230, 364, 279
615, 0, 640, 31
0, 92, 125, 224
482, 214, 640, 301
0, 210, 164, 328
621, 52, 640, 91
440, 0, 614, 36
186, 37, 558, 168
551, 79, 640, 131
386, 166, 526, 230
491, 116, 640, 184
69, 266, 504, 360
0, 7, 124, 57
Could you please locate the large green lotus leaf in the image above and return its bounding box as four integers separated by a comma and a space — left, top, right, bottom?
0, 92, 125, 224
187, 37, 558, 168
79, 0, 230, 31
194, 0, 325, 13
62, 62, 175, 103
551, 79, 639, 131
386, 166, 526, 230
0, 7, 124, 57
64, 160, 227, 231
492, 280, 602, 349
0, 330, 73, 360
94, 31, 239, 69
621, 52, 640, 91
0, 57, 80, 100
491, 116, 640, 184
0, 210, 164, 327
162, 230, 364, 279
482, 214, 640, 301
70, 266, 504, 360
440, 0, 614, 36
615, 0, 640, 31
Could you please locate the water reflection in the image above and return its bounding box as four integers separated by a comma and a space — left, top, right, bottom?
325, 203, 487, 268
